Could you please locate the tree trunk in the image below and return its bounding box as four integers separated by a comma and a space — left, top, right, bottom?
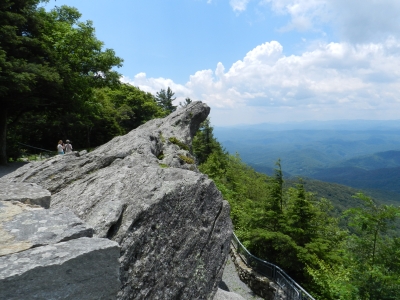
0, 108, 8, 165
87, 125, 92, 148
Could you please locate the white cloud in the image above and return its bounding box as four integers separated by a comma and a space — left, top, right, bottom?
261, 0, 327, 31
259, 0, 400, 42
121, 73, 191, 104
123, 39, 400, 125
230, 0, 251, 12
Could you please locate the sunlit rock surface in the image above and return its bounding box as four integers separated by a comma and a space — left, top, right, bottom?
1, 102, 233, 299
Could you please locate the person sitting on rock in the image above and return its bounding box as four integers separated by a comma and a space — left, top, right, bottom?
65, 140, 73, 153
57, 140, 64, 155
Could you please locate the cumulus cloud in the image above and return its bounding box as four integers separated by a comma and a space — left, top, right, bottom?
123, 39, 400, 124
121, 73, 191, 105
241, 0, 400, 43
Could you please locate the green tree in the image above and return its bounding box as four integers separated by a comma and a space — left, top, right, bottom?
193, 121, 348, 296
94, 84, 163, 133
179, 97, 192, 108
308, 194, 400, 300
192, 118, 223, 165
263, 159, 285, 231
286, 181, 317, 247
343, 193, 400, 300
0, 3, 122, 163
155, 86, 177, 114
0, 0, 60, 164
6, 82, 164, 154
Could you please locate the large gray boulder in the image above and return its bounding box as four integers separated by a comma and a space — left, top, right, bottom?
0, 237, 120, 300
0, 200, 93, 257
1, 102, 233, 299
0, 182, 51, 208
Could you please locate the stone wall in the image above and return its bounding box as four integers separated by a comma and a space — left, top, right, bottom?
229, 245, 285, 300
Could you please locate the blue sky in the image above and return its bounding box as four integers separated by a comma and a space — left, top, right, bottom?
45, 0, 400, 126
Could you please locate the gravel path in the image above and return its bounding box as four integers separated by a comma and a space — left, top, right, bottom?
0, 162, 29, 178
219, 255, 264, 300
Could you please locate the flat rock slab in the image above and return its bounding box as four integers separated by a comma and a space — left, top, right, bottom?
0, 182, 51, 208
0, 237, 120, 300
0, 201, 93, 256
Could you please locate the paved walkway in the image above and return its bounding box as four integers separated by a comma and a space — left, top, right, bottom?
219, 255, 263, 300
0, 162, 29, 179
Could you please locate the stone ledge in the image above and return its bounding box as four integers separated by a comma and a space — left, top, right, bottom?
0, 182, 51, 208
229, 245, 279, 300
0, 201, 93, 257
0, 237, 120, 300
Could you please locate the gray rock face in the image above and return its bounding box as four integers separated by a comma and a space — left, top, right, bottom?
0, 201, 93, 256
0, 237, 120, 300
0, 182, 51, 208
1, 102, 233, 300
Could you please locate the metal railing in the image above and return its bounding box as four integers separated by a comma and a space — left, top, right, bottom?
16, 142, 56, 161
231, 232, 315, 300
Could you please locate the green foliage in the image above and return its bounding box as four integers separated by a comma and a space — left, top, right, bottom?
155, 87, 177, 114
342, 194, 400, 300
305, 194, 400, 300
6, 82, 163, 151
157, 151, 165, 160
0, 2, 122, 163
198, 139, 345, 295
179, 97, 192, 108
195, 120, 400, 299
168, 137, 189, 151
178, 154, 195, 164
306, 258, 359, 300
192, 118, 224, 165
1, 4, 165, 156
0, 0, 58, 164
93, 84, 163, 133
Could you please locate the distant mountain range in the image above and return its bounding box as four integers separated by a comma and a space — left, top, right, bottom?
214, 120, 400, 203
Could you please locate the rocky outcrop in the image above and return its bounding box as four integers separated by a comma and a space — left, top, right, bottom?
0, 200, 93, 256
0, 102, 233, 299
0, 182, 51, 208
0, 236, 120, 300
0, 196, 120, 300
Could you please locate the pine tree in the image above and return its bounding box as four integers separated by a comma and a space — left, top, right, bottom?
155, 87, 177, 114
344, 193, 400, 300
192, 118, 223, 165
179, 97, 192, 108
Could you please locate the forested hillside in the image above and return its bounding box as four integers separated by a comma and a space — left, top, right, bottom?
215, 125, 400, 202
193, 121, 400, 300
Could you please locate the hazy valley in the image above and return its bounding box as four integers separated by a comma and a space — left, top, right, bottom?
214, 120, 400, 204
